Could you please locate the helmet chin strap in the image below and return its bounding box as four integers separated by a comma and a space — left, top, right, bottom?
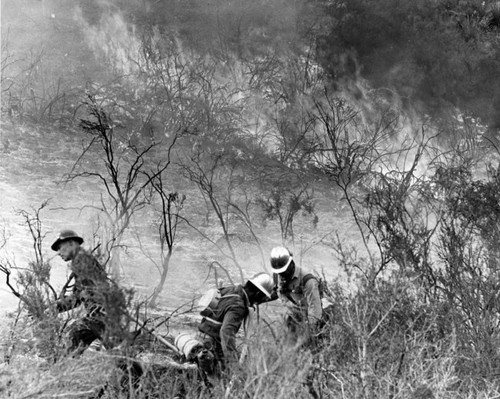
280, 262, 295, 281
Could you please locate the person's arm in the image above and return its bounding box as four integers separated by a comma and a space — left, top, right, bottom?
303, 278, 322, 325
219, 304, 246, 364
56, 287, 81, 312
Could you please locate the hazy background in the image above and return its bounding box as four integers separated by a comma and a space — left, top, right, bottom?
2, 0, 500, 322
4, 2, 500, 397
0, 0, 343, 323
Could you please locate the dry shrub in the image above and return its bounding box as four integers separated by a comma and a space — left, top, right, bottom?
309, 271, 500, 399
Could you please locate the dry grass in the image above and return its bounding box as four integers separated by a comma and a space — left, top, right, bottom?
2, 317, 500, 399
0, 352, 114, 398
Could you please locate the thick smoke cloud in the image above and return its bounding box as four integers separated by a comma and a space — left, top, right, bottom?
4, 0, 499, 135
1, 0, 307, 91
316, 0, 500, 134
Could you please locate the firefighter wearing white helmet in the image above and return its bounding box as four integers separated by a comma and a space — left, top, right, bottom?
248, 272, 276, 300
270, 246, 323, 337
197, 272, 277, 374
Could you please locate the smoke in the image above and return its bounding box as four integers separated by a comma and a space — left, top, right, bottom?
3, 0, 486, 270
3, 0, 482, 179
74, 6, 141, 76
317, 0, 500, 136
4, 0, 497, 138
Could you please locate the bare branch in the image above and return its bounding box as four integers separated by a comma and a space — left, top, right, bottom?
0, 263, 21, 298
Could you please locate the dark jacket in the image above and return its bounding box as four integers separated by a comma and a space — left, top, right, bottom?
198, 285, 250, 363
57, 249, 109, 314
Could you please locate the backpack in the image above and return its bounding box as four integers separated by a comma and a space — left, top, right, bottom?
197, 288, 223, 318
197, 287, 240, 338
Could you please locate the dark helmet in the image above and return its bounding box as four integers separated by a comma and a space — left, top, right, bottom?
51, 230, 84, 251
248, 273, 274, 298
270, 246, 293, 274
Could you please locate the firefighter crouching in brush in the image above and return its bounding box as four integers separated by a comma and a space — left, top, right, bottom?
188, 273, 277, 375
52, 229, 124, 355
269, 246, 323, 344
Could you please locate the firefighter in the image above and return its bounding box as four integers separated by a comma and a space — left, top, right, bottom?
51, 229, 113, 354
270, 246, 323, 340
197, 272, 276, 373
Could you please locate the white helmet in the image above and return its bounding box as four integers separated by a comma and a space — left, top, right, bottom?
270, 246, 293, 274
248, 273, 274, 298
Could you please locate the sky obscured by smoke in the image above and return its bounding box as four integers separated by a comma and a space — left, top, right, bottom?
3, 0, 500, 134
1, 0, 304, 76
2, 1, 93, 77
2, 0, 499, 324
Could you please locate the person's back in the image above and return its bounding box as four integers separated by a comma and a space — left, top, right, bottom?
198, 285, 249, 366
58, 248, 109, 313
197, 273, 275, 373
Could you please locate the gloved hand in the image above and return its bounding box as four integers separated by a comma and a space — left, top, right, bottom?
196, 348, 216, 375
